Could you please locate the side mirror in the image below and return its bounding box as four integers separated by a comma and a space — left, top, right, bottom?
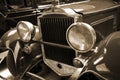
66, 22, 96, 53
17, 21, 34, 42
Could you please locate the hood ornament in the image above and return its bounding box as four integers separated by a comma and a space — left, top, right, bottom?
51, 0, 59, 12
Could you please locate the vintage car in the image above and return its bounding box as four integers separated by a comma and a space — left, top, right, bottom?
0, 0, 120, 80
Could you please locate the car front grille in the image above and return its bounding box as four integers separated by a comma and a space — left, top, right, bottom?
39, 13, 75, 65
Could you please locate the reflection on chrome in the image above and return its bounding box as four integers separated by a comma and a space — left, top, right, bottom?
0, 68, 14, 80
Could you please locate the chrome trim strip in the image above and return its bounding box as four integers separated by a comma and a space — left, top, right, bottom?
57, 0, 90, 7
84, 5, 120, 15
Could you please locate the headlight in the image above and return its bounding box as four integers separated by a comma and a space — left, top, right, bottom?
66, 22, 96, 53
17, 21, 34, 42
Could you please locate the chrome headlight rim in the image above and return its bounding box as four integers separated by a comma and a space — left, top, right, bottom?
66, 22, 96, 53
17, 21, 34, 42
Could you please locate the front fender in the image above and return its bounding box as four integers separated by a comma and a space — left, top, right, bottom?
0, 28, 19, 47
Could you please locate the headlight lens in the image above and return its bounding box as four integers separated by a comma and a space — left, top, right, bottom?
17, 21, 34, 42
66, 22, 96, 53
